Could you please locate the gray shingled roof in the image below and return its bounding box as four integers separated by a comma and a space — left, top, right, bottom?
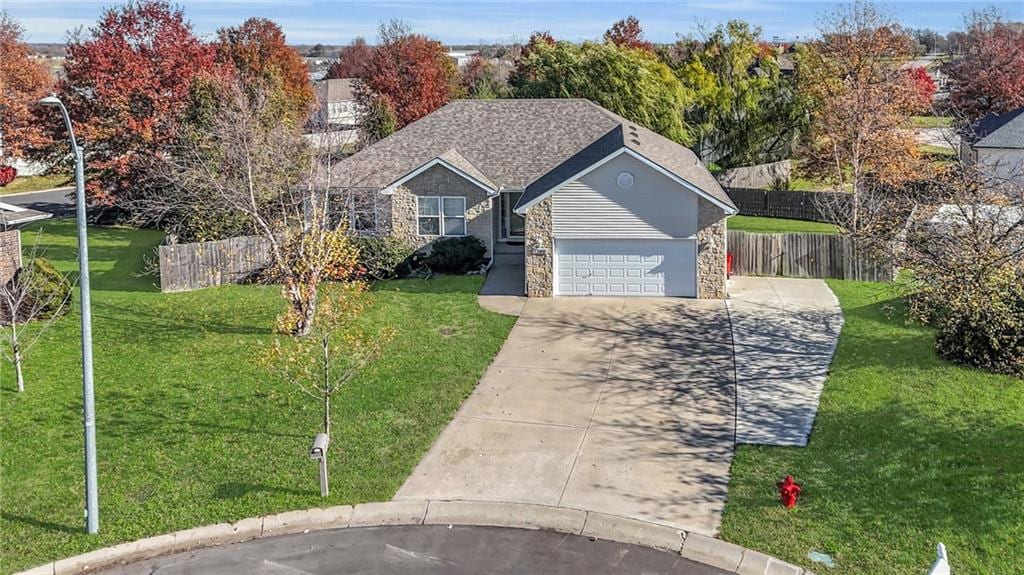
969, 108, 1024, 149
330, 99, 735, 211
316, 78, 356, 102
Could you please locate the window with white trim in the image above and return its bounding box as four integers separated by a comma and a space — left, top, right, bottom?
417, 196, 466, 236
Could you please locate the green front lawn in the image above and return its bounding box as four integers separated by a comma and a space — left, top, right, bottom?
0, 221, 516, 573
728, 215, 840, 234
0, 173, 72, 195
722, 280, 1024, 574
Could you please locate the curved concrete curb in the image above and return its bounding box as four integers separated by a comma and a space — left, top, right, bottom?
17, 500, 811, 575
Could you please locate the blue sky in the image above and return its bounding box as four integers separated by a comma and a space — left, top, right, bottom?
7, 0, 1023, 45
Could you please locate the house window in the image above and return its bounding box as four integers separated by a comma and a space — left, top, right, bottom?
350, 195, 378, 233
328, 190, 380, 233
417, 196, 466, 236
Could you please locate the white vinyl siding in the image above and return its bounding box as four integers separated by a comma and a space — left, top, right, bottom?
555, 239, 697, 297
551, 154, 698, 239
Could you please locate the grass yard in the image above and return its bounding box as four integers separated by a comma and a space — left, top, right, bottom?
728, 215, 839, 234
0, 173, 72, 195
909, 115, 954, 129
722, 280, 1024, 574
0, 220, 516, 573
919, 144, 957, 159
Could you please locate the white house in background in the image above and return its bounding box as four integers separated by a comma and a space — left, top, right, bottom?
961, 107, 1024, 185
446, 50, 478, 68
0, 130, 48, 177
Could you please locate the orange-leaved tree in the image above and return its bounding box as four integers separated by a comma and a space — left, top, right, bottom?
800, 1, 926, 233
945, 8, 1024, 119
215, 17, 315, 126
0, 14, 53, 164
327, 37, 373, 80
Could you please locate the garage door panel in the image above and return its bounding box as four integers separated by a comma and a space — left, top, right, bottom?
554, 239, 697, 297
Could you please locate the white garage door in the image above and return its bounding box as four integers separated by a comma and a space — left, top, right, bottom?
554, 239, 697, 297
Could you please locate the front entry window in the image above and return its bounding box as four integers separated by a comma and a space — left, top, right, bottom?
418, 196, 466, 236
501, 192, 525, 239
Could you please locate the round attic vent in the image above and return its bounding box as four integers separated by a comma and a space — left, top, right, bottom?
617, 171, 634, 190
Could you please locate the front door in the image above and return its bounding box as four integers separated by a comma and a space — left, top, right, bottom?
500, 192, 526, 240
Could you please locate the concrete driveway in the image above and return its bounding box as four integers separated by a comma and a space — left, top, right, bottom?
396, 297, 735, 536
728, 276, 843, 446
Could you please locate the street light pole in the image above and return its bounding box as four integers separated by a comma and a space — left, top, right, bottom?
39, 94, 99, 534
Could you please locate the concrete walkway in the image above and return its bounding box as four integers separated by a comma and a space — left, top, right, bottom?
728, 276, 843, 446
396, 297, 735, 536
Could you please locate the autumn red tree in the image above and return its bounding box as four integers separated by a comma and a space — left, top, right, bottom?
356, 21, 457, 129
0, 14, 53, 164
945, 10, 1024, 119
43, 0, 214, 206
327, 37, 373, 79
215, 18, 315, 124
906, 66, 937, 110
604, 16, 654, 52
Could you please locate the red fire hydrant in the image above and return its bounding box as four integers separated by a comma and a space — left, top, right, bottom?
777, 475, 802, 508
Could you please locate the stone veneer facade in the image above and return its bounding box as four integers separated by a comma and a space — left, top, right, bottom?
389, 164, 493, 255
524, 197, 554, 297
696, 198, 727, 299
0, 230, 21, 285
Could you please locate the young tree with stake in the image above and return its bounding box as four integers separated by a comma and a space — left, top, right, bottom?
0, 235, 73, 392
262, 281, 393, 439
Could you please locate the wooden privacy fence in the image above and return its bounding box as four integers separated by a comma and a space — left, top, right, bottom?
728, 230, 892, 282
159, 236, 271, 293
725, 188, 848, 222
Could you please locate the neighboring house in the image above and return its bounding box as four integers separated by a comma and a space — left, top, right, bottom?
313, 78, 359, 128
306, 78, 360, 151
776, 52, 796, 76
446, 50, 478, 68
304, 57, 332, 81
960, 107, 1024, 185
330, 99, 738, 298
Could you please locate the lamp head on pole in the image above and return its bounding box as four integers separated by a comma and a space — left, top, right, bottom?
37, 94, 79, 152
38, 94, 62, 107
